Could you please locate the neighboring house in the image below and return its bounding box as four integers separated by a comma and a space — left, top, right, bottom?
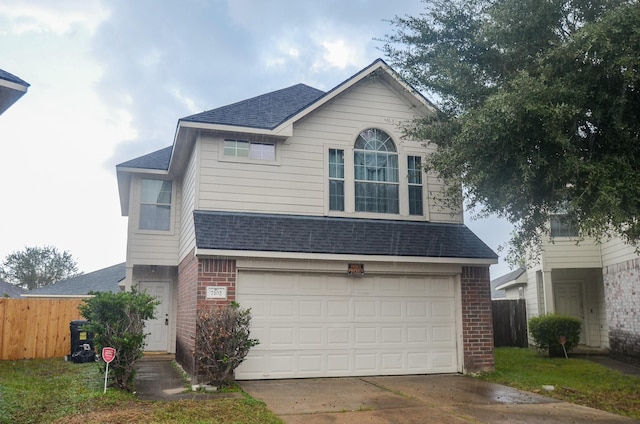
116, 59, 498, 381
22, 263, 125, 298
494, 216, 640, 362
0, 68, 29, 115
0, 280, 25, 298
493, 267, 526, 300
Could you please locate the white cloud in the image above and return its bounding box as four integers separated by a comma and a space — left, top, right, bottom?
0, 1, 109, 35
319, 39, 364, 70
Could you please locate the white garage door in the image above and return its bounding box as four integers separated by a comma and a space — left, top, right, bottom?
235, 271, 460, 380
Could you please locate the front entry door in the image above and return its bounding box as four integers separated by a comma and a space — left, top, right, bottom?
140, 282, 170, 351
554, 282, 587, 345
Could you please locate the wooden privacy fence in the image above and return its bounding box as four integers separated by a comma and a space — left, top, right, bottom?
0, 298, 84, 360
492, 298, 529, 348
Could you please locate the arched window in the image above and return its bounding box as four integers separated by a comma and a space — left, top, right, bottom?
354, 129, 399, 213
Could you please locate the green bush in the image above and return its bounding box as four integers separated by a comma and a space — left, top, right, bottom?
195, 302, 259, 387
528, 314, 581, 357
79, 288, 158, 391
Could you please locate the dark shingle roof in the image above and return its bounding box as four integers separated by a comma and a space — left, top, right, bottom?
491, 267, 526, 286
0, 280, 25, 298
193, 211, 497, 259
181, 84, 325, 129
117, 146, 172, 170
0, 68, 30, 87
24, 263, 125, 296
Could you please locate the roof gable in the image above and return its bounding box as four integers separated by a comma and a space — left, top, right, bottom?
194, 211, 497, 260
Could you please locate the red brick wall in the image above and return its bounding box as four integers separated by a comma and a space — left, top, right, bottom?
176, 251, 198, 376
176, 256, 237, 379
461, 266, 495, 373
196, 258, 236, 309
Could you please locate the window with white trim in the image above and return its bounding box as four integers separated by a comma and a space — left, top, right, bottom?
329, 149, 344, 211
224, 139, 275, 160
408, 155, 423, 216
140, 179, 172, 231
550, 214, 578, 237
354, 129, 399, 213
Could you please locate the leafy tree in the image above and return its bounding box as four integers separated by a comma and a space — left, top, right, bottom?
195, 302, 259, 387
79, 289, 158, 391
383, 0, 640, 262
0, 246, 81, 290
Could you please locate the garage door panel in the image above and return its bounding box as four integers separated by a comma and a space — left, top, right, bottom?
236, 271, 459, 379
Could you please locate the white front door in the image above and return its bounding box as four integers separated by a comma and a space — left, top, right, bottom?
140, 282, 170, 351
554, 282, 587, 344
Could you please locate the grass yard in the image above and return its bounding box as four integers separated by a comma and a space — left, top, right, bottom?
0, 359, 282, 424
478, 347, 640, 419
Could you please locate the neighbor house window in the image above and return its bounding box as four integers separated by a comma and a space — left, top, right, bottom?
354, 129, 399, 213
140, 179, 172, 231
329, 149, 344, 211
408, 156, 423, 216
550, 214, 578, 237
224, 139, 275, 160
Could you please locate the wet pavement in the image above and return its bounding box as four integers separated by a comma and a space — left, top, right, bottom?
240, 375, 638, 423
135, 354, 639, 422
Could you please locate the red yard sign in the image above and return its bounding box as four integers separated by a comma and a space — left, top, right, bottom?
102, 347, 116, 363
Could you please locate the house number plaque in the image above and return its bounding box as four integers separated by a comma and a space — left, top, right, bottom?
206, 286, 227, 299
348, 263, 365, 276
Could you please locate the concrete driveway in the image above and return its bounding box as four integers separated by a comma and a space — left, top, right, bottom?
240, 375, 637, 423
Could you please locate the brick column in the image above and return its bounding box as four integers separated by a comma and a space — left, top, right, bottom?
176, 251, 198, 376
461, 266, 495, 373
603, 258, 640, 363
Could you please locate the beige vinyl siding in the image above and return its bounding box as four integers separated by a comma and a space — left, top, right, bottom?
539, 239, 602, 270
600, 237, 638, 267
192, 77, 461, 223
126, 176, 181, 266
524, 265, 542, 318
179, 143, 198, 262
197, 133, 324, 215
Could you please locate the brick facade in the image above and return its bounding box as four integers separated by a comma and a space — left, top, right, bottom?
603, 258, 640, 363
461, 266, 495, 373
176, 254, 237, 378
176, 251, 198, 376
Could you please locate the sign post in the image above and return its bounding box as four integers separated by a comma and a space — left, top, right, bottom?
102, 347, 116, 393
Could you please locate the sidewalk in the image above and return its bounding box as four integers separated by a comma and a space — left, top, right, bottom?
134, 354, 241, 401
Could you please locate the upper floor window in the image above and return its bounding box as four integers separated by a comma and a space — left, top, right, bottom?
140, 179, 172, 231
329, 149, 345, 211
354, 129, 399, 213
550, 214, 578, 237
407, 156, 423, 216
224, 139, 275, 160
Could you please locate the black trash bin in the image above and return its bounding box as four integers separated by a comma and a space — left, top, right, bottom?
67, 320, 96, 363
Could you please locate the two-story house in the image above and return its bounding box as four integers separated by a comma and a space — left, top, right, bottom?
116, 59, 498, 381
495, 215, 639, 363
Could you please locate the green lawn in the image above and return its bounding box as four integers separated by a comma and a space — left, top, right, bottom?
0, 359, 282, 424
478, 347, 640, 419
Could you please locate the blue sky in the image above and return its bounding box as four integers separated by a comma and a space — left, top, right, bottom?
0, 0, 514, 278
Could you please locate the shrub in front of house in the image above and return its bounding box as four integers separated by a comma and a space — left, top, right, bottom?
528, 314, 582, 357
79, 289, 158, 391
195, 302, 259, 387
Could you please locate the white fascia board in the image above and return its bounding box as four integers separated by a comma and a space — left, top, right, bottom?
178, 120, 293, 138
0, 78, 28, 92
114, 167, 169, 175
195, 248, 497, 265
495, 280, 525, 291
